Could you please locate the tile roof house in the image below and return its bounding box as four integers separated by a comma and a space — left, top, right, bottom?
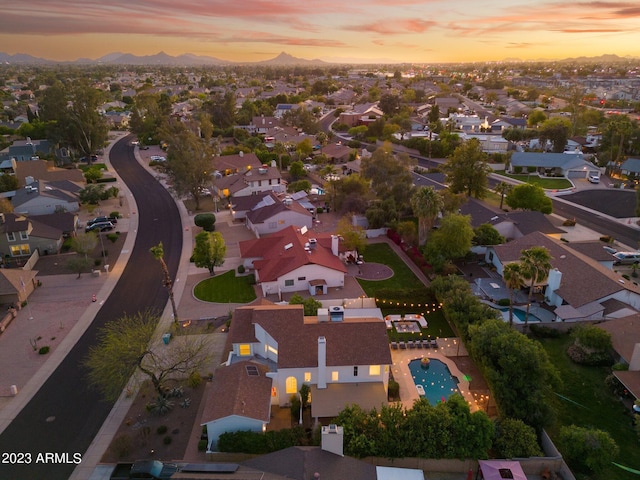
213, 154, 284, 199
0, 268, 38, 306
0, 139, 51, 162
597, 314, 640, 399
200, 361, 273, 450
245, 193, 313, 237
239, 226, 347, 297
12, 159, 85, 187
485, 231, 640, 322
620, 157, 640, 176
509, 152, 600, 179
11, 180, 80, 216
205, 302, 391, 449
0, 212, 65, 258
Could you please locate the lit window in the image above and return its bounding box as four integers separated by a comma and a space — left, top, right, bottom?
10, 244, 30, 256
369, 365, 381, 376
331, 371, 339, 381
267, 345, 277, 355
304, 372, 311, 382
271, 387, 277, 397
239, 344, 251, 356
285, 376, 297, 394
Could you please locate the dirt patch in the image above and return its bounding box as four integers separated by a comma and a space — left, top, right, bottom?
34, 232, 126, 277
102, 379, 207, 463
356, 262, 394, 280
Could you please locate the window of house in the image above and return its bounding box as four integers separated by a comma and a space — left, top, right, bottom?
369, 365, 381, 376
6, 232, 15, 242
239, 344, 251, 356
353, 366, 358, 377
298, 276, 306, 281
267, 345, 277, 355
285, 376, 297, 394
304, 372, 311, 382
19, 231, 28, 240
10, 245, 30, 256
331, 371, 339, 382
284, 279, 294, 287
268, 222, 277, 229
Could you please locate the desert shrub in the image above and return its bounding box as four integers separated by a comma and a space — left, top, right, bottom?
558, 425, 619, 473
237, 264, 246, 274
157, 425, 168, 435
527, 166, 536, 173
187, 371, 202, 388
109, 211, 120, 218
106, 232, 119, 243
493, 418, 542, 458
110, 434, 133, 458
566, 344, 611, 366
529, 324, 561, 338
497, 298, 510, 306
514, 166, 523, 174
612, 362, 629, 371
194, 213, 216, 232
571, 324, 612, 350
316, 207, 324, 214
599, 235, 613, 243
147, 396, 174, 415
388, 380, 399, 400
38, 346, 50, 355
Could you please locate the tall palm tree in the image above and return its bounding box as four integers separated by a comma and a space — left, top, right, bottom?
494, 181, 512, 210
410, 186, 443, 246
150, 242, 179, 324
503, 262, 523, 327
519, 247, 552, 332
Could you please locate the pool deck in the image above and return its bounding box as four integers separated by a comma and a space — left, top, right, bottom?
390, 337, 479, 412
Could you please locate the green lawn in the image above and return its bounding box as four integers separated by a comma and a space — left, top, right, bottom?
540, 334, 639, 480
494, 171, 573, 190
193, 269, 257, 303
79, 163, 107, 172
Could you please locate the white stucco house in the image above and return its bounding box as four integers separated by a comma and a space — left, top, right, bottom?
239, 226, 347, 297
245, 194, 313, 237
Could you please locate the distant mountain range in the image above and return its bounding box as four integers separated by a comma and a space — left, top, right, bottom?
0, 51, 636, 66
0, 50, 328, 66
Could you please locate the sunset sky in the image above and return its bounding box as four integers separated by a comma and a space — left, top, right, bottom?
1, 0, 639, 63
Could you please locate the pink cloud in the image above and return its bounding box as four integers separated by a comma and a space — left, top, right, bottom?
346, 18, 437, 34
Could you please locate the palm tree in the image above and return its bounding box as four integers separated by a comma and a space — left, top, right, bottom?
519, 247, 552, 332
150, 242, 179, 324
494, 181, 512, 210
410, 186, 443, 246
503, 262, 524, 327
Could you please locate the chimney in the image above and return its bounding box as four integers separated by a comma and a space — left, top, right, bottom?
321, 424, 344, 456
317, 336, 327, 389
331, 235, 339, 256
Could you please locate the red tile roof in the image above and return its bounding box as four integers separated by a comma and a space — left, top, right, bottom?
239, 226, 346, 282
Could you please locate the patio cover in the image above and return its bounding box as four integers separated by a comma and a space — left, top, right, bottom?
377, 466, 424, 480
311, 382, 387, 418
478, 460, 528, 480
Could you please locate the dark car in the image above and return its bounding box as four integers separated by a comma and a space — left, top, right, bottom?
85, 221, 114, 233
87, 216, 117, 226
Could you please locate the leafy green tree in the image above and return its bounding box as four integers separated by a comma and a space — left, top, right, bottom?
192, 231, 226, 276
505, 183, 552, 214
289, 294, 323, 316
194, 213, 216, 232
493, 418, 542, 458
558, 425, 619, 473
161, 119, 212, 211
84, 310, 211, 401
411, 186, 443, 245
0, 173, 19, 193
295, 138, 314, 160
469, 319, 558, 431
502, 262, 524, 327
396, 220, 418, 246
443, 138, 490, 198
527, 109, 547, 127
520, 246, 552, 330
571, 324, 612, 351
287, 179, 311, 193
150, 242, 179, 323
438, 189, 466, 215
365, 198, 397, 228
336, 215, 366, 254
425, 213, 474, 261
83, 166, 103, 184
68, 231, 98, 278
205, 91, 236, 129
538, 117, 571, 152
129, 92, 172, 144
288, 160, 305, 180
327, 174, 372, 214
379, 93, 401, 116
473, 223, 504, 246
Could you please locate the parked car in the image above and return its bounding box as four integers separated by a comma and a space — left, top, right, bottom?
150, 155, 166, 162
87, 216, 117, 226
588, 175, 600, 184
612, 251, 640, 265
85, 221, 115, 233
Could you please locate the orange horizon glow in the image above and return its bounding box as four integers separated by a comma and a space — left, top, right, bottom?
1, 0, 639, 64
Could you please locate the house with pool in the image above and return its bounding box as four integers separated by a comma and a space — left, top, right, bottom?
485, 231, 640, 322
201, 302, 392, 450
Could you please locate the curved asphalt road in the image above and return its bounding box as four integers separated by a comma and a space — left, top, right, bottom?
0, 136, 182, 479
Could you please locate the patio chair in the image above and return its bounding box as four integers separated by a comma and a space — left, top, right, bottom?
422, 340, 430, 348
399, 341, 406, 349
391, 341, 398, 350
430, 339, 438, 349
408, 341, 415, 349
416, 341, 423, 349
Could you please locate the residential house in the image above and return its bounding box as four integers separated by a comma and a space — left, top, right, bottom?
226, 303, 391, 420
619, 157, 640, 178
249, 116, 281, 135
0, 268, 38, 305
485, 231, 640, 322
598, 314, 640, 400
0, 139, 51, 162
245, 193, 313, 237
321, 143, 353, 164
490, 117, 527, 132
460, 133, 509, 153
509, 152, 600, 179
12, 159, 85, 187
239, 226, 347, 297
200, 360, 272, 450
274, 104, 299, 118
230, 192, 271, 221
338, 103, 383, 127
12, 181, 80, 216
214, 162, 284, 199
0, 212, 65, 258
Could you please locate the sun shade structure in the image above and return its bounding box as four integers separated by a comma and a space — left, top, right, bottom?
478, 460, 528, 480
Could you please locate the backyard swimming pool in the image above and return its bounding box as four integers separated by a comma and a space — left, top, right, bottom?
497, 307, 542, 323
408, 358, 460, 405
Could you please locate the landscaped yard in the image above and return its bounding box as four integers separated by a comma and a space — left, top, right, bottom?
193, 269, 257, 303
540, 334, 639, 480
495, 171, 573, 190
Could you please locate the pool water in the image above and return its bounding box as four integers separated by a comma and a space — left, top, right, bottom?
498, 307, 541, 323
408, 358, 460, 405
